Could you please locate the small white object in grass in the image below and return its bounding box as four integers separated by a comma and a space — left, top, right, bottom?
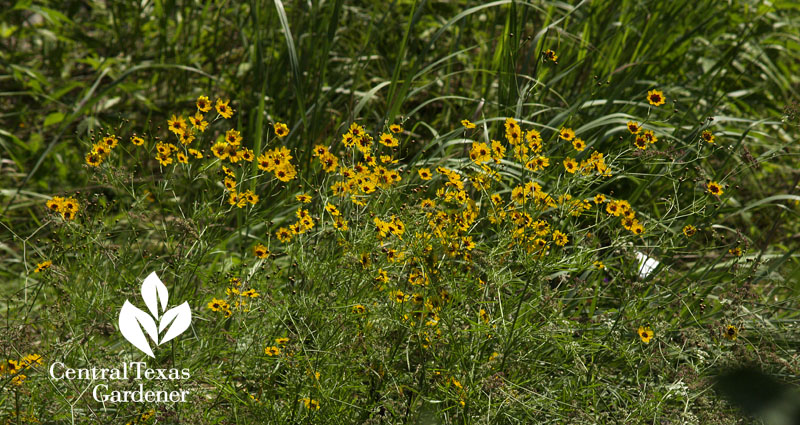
635, 252, 660, 279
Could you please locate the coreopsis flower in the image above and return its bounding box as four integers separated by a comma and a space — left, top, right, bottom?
228, 191, 245, 208
189, 148, 203, 159
23, 354, 43, 367
331, 182, 351, 196
240, 289, 259, 298
189, 112, 208, 132
491, 140, 505, 162
701, 130, 715, 144
264, 346, 281, 356
378, 133, 399, 147
621, 217, 636, 230
295, 193, 312, 203
156, 142, 171, 155
276, 227, 293, 243
333, 218, 348, 231
563, 157, 578, 173
525, 129, 542, 146
319, 152, 338, 173
352, 304, 366, 314
274, 163, 297, 182
605, 201, 619, 216
92, 143, 110, 157
207, 298, 229, 312
642, 130, 657, 144
253, 243, 269, 259
196, 95, 212, 112
60, 197, 79, 220
85, 151, 103, 167
227, 148, 243, 163
176, 152, 188, 164
638, 326, 654, 343
418, 168, 432, 180
572, 138, 586, 151
102, 135, 119, 149
225, 129, 243, 146
707, 181, 724, 196
243, 190, 259, 205
301, 398, 320, 410
504, 117, 521, 137
46, 196, 63, 212
273, 122, 289, 138
634, 135, 648, 150
348, 122, 365, 137
167, 115, 187, 135
325, 203, 340, 216
391, 290, 407, 303
525, 156, 550, 172
211, 142, 229, 160
131, 135, 145, 146
627, 121, 641, 134
156, 152, 173, 166
647, 89, 665, 106
683, 224, 697, 237
593, 194, 606, 204
723, 325, 738, 341
461, 119, 476, 129
593, 261, 605, 270
543, 49, 558, 63
552, 230, 568, 246
374, 269, 389, 284
34, 260, 52, 273
559, 127, 575, 141
469, 142, 492, 164
215, 98, 233, 119
420, 198, 436, 209
389, 124, 403, 133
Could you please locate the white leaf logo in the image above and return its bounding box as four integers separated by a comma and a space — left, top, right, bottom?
118, 272, 192, 357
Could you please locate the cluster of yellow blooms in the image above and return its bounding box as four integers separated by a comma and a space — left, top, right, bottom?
45, 195, 80, 220
255, 144, 297, 182
34, 260, 52, 273
220, 165, 261, 208
300, 397, 321, 410
625, 121, 659, 150
84, 135, 120, 167
123, 409, 155, 425
67, 87, 739, 352
85, 95, 296, 196
268, 123, 405, 245
605, 199, 645, 235
1, 354, 43, 386
207, 277, 260, 317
